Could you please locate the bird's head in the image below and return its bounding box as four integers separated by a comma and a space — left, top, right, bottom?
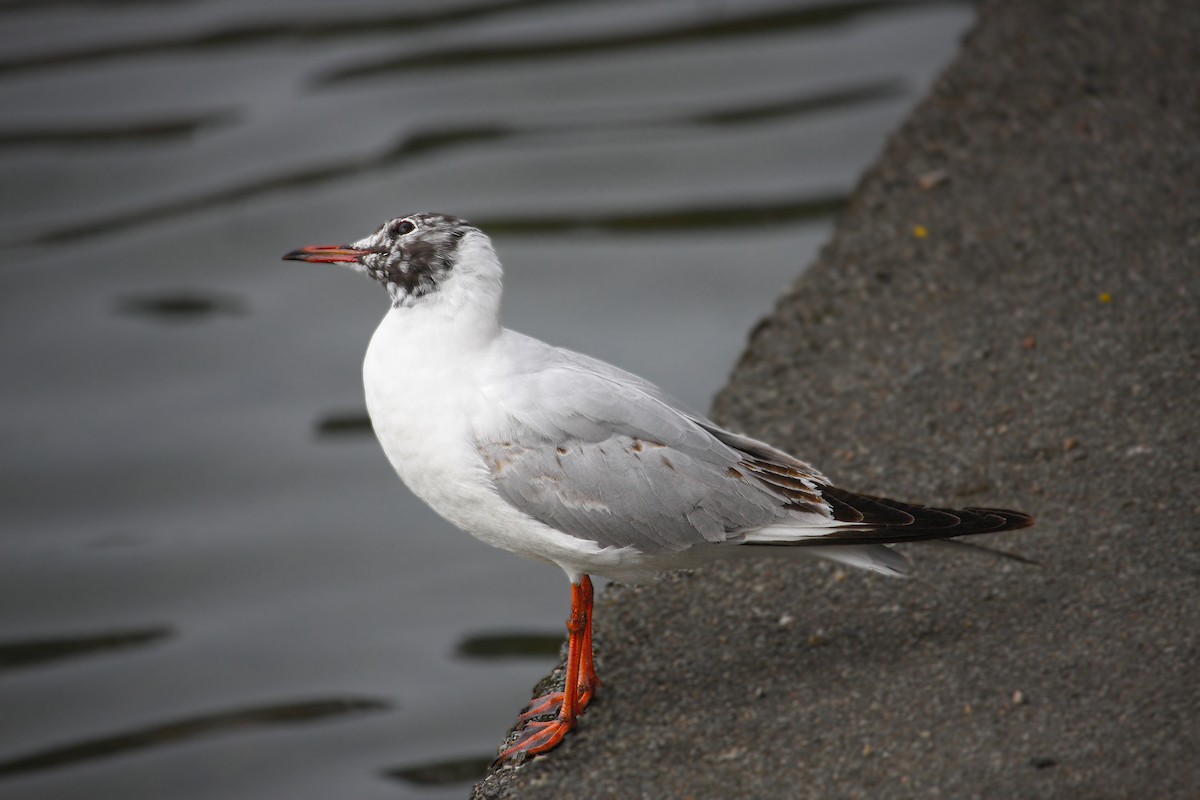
283, 212, 501, 310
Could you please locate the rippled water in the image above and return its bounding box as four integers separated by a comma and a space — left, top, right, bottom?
0, 1, 972, 797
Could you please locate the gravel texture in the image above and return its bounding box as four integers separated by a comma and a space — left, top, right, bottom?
474, 1, 1199, 797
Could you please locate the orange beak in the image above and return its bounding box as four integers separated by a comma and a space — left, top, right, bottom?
281, 244, 382, 264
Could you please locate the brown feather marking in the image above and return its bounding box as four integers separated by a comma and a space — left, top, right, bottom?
742, 460, 824, 506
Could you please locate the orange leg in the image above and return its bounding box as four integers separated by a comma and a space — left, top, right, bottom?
517, 575, 599, 722
580, 575, 600, 697
496, 576, 596, 763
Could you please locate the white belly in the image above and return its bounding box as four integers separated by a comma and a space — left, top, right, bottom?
363, 335, 509, 542
361, 315, 645, 581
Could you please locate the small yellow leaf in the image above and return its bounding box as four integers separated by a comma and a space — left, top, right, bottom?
1098, 292, 1113, 303
913, 225, 929, 239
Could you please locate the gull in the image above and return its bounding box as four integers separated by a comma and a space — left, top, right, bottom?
282, 212, 1034, 763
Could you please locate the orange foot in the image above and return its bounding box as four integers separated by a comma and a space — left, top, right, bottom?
494, 717, 574, 764
496, 576, 598, 765
518, 684, 595, 722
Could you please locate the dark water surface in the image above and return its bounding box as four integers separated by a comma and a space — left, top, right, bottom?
0, 1, 972, 797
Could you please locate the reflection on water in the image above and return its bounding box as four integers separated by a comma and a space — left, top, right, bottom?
33, 79, 894, 245
314, 411, 374, 439
317, 0, 947, 84
455, 632, 564, 660
385, 754, 493, 787
115, 291, 247, 321
0, 627, 170, 672
0, 0, 974, 798
0, 698, 391, 779
478, 193, 849, 235
0, 112, 234, 148
0, 0, 567, 78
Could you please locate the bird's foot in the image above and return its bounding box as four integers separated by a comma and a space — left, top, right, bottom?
517, 684, 594, 722
495, 576, 596, 766
493, 717, 575, 765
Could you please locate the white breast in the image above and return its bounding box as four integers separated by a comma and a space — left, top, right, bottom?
362, 308, 641, 580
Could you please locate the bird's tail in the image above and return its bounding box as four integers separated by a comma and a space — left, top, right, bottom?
806, 486, 1034, 546
744, 488, 1034, 577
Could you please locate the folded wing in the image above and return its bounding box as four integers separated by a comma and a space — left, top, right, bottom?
476, 337, 1032, 556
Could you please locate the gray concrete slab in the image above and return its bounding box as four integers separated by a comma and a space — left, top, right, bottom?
474, 1, 1199, 796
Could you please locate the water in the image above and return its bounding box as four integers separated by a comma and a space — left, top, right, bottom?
0, 1, 973, 797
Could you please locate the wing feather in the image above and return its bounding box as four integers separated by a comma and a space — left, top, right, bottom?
475, 338, 833, 553
475, 333, 1033, 556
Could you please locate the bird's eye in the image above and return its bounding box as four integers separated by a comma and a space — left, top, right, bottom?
392, 219, 416, 236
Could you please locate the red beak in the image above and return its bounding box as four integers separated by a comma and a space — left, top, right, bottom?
282, 244, 381, 264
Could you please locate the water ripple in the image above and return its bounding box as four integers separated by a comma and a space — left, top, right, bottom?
0, 626, 170, 672
0, 0, 564, 78
30, 82, 886, 245
476, 194, 848, 235
315, 411, 373, 439
0, 697, 392, 778
699, 81, 903, 125
0, 112, 234, 149
455, 632, 563, 659
317, 0, 942, 85
114, 290, 247, 321
385, 754, 492, 786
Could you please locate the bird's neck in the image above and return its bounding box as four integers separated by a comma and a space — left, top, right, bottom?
375, 287, 502, 359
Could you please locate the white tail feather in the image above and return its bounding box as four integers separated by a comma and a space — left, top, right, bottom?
801, 544, 912, 577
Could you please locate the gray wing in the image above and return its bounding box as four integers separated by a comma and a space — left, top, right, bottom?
476, 338, 832, 554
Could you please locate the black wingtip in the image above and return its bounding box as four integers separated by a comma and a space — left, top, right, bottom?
799, 487, 1036, 546
965, 507, 1036, 530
